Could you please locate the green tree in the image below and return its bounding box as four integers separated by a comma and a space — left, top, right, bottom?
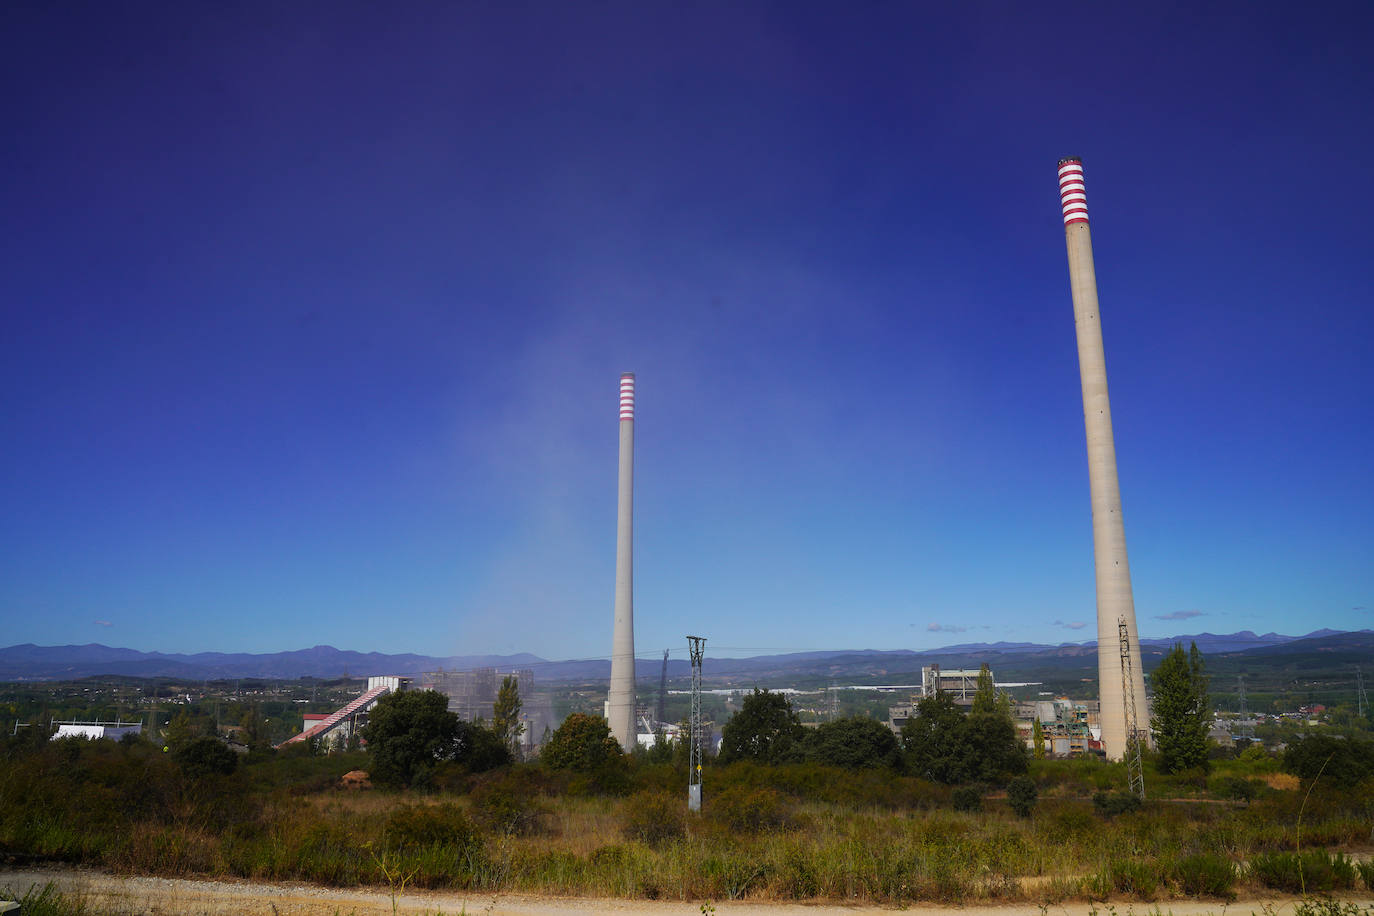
174, 736, 238, 780
1032, 718, 1046, 759
964, 708, 1028, 782
1007, 775, 1038, 817
1283, 733, 1374, 788
541, 713, 623, 772
1150, 642, 1212, 774
900, 692, 971, 783
453, 719, 513, 773
970, 664, 998, 714
804, 716, 900, 769
491, 675, 524, 758
362, 689, 460, 788
901, 690, 1026, 784
163, 709, 198, 751
239, 704, 269, 752
718, 689, 805, 764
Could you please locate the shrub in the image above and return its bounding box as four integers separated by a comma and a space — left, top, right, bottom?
1109, 858, 1160, 899
1357, 859, 1374, 890
470, 772, 548, 836
174, 737, 238, 780
1211, 774, 1258, 802
951, 786, 982, 812
1250, 850, 1357, 894
1174, 852, 1237, 898
708, 784, 791, 833
622, 791, 685, 847
385, 803, 479, 851
1093, 791, 1142, 817
1006, 776, 1037, 818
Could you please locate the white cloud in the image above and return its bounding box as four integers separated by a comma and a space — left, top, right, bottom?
1154, 610, 1204, 621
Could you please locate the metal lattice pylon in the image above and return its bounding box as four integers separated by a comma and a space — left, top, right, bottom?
1119, 618, 1146, 800
687, 636, 706, 812
1357, 666, 1368, 721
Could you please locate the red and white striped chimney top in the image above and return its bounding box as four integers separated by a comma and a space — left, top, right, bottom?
619, 373, 635, 422
1057, 157, 1088, 225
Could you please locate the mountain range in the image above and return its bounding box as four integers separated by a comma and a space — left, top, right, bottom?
2, 629, 1367, 683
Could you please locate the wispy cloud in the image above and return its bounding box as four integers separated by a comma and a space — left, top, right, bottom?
94, 620, 113, 627
1053, 619, 1087, 630
927, 623, 968, 634
1154, 610, 1204, 621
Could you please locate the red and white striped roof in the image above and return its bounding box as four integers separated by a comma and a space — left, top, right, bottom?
1058, 159, 1088, 225
619, 373, 635, 422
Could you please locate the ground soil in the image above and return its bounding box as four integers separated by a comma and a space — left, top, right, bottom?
4, 867, 1373, 916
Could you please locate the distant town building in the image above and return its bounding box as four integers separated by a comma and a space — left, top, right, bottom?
52, 720, 143, 741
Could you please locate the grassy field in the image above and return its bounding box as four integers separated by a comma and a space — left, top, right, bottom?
2, 733, 1373, 908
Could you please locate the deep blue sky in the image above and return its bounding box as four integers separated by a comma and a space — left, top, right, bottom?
3, 2, 1370, 660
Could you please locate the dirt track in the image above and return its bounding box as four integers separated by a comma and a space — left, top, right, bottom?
3, 867, 1371, 915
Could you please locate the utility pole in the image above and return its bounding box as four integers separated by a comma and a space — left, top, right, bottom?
657, 649, 669, 732
1119, 617, 1145, 800
1357, 666, 1368, 720
1236, 674, 1251, 740
687, 636, 706, 813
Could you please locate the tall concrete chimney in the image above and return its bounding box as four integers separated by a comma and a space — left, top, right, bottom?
1058, 158, 1149, 761
608, 372, 637, 750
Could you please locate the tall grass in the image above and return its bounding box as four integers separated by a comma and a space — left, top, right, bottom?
1, 739, 1366, 905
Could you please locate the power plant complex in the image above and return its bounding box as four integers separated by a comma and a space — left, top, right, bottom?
286, 161, 1155, 766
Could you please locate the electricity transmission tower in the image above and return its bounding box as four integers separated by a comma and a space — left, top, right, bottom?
656, 649, 669, 732
1236, 674, 1251, 739
687, 636, 706, 812
1119, 617, 1145, 800
1357, 666, 1368, 720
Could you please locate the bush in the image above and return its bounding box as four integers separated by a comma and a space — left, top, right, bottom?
1357, 859, 1374, 890
470, 771, 548, 835
1093, 791, 1142, 817
622, 791, 685, 847
708, 784, 791, 833
1250, 850, 1357, 894
1284, 734, 1374, 788
1108, 858, 1160, 900
385, 803, 479, 851
951, 786, 982, 812
174, 737, 238, 780
1174, 852, 1237, 899
1211, 774, 1258, 802
1006, 776, 1037, 818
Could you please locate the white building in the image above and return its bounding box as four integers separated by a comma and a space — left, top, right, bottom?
52, 720, 143, 741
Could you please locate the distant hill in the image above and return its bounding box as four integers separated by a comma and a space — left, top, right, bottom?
2, 629, 1368, 684
0, 643, 542, 681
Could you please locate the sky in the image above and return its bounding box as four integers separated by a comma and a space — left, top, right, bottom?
2, 2, 1371, 662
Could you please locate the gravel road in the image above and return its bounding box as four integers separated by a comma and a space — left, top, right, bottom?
2, 866, 1367, 915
